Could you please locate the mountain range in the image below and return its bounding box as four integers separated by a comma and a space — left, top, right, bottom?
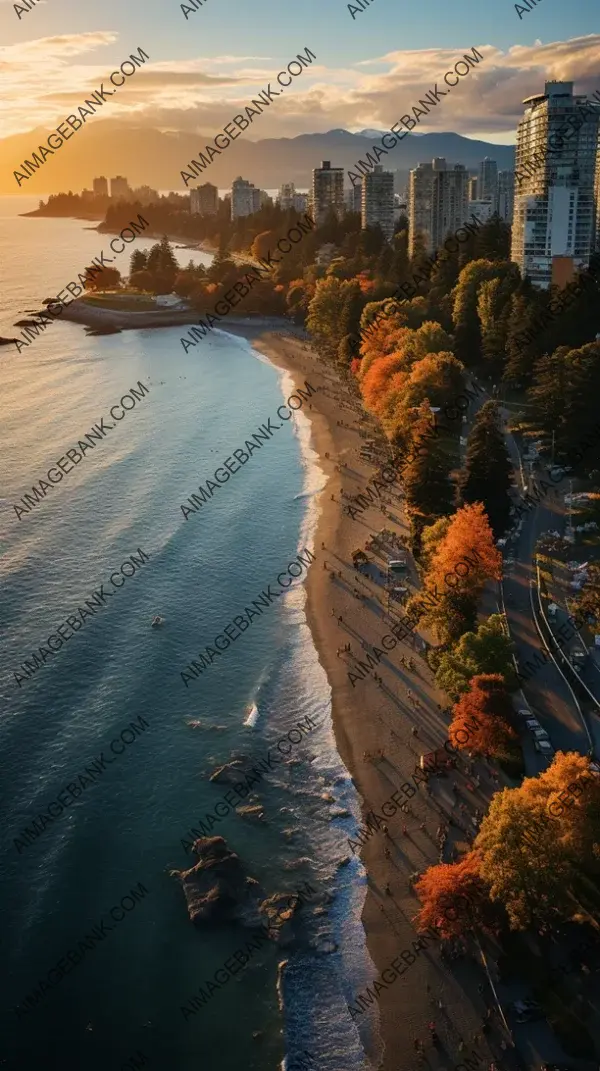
1, 122, 516, 195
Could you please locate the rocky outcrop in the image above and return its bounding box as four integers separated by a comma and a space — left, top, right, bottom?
209, 760, 246, 784
173, 836, 263, 927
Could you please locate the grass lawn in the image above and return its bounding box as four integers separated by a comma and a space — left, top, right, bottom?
81, 290, 157, 311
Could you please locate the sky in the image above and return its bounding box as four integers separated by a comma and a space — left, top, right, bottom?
0, 0, 599, 146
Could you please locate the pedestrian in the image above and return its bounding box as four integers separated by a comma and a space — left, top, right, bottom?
411, 726, 419, 736
338, 615, 343, 624
420, 822, 426, 831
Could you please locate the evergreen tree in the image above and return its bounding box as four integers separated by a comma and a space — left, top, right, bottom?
457, 401, 513, 537
130, 249, 147, 275
403, 404, 454, 554
339, 280, 364, 344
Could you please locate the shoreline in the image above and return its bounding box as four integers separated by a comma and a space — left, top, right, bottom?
20, 209, 255, 268
233, 323, 421, 1071
230, 323, 507, 1071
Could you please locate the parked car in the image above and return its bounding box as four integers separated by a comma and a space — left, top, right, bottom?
516, 708, 532, 720
535, 739, 555, 756
525, 718, 543, 732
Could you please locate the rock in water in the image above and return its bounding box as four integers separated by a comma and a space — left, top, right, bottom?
209, 760, 246, 784
173, 836, 263, 926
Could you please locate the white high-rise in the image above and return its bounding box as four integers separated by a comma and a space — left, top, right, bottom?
511, 81, 600, 288
230, 177, 261, 220
361, 165, 395, 241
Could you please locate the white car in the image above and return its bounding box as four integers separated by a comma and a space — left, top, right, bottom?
535, 739, 554, 756
517, 708, 532, 719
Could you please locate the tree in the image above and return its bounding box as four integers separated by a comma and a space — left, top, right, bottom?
475, 786, 572, 930
307, 275, 349, 361
129, 269, 154, 292
403, 401, 454, 553
420, 503, 502, 643
251, 230, 277, 262
84, 265, 121, 291
457, 401, 513, 538
452, 260, 507, 366
449, 674, 515, 758
414, 852, 495, 939
130, 249, 147, 275
475, 753, 600, 929
574, 562, 600, 623
435, 614, 516, 699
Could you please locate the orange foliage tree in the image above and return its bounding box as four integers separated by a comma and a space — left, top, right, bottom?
419, 503, 502, 643
449, 674, 516, 757
414, 851, 495, 939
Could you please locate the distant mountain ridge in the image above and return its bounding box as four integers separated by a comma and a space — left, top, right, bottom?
0, 121, 516, 195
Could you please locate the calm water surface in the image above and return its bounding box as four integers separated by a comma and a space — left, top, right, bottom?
0, 197, 379, 1071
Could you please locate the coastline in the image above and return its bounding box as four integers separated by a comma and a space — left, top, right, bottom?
228, 322, 427, 1071
20, 209, 256, 269
227, 322, 508, 1071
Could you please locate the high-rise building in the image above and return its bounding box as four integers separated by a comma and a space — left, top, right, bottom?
495, 170, 515, 223
312, 161, 345, 226
410, 159, 469, 255
468, 200, 494, 225
133, 185, 159, 204
511, 81, 600, 288
409, 161, 435, 255
432, 162, 469, 251
110, 175, 131, 200
93, 176, 108, 197
278, 182, 296, 210
362, 165, 395, 242
278, 183, 309, 214
468, 176, 478, 200
345, 184, 362, 214
478, 158, 498, 203
190, 182, 219, 216
230, 177, 261, 220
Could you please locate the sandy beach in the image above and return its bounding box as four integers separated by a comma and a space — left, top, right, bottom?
224, 322, 510, 1071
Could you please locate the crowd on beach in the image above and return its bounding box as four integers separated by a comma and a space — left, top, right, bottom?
258, 326, 521, 1071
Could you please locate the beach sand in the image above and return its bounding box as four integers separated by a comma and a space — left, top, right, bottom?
221, 322, 509, 1071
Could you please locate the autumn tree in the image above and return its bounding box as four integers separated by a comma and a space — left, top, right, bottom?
475, 787, 572, 930
574, 562, 600, 624
449, 674, 515, 758
414, 852, 496, 939
419, 503, 502, 643
435, 614, 516, 699
475, 753, 600, 929
457, 401, 513, 538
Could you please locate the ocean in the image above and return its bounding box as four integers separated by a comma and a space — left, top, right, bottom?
0, 196, 379, 1071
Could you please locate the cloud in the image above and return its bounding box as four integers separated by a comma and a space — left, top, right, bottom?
2, 34, 600, 145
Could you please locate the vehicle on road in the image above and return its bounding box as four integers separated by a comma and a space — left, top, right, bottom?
535, 739, 555, 756
531, 728, 550, 741
525, 718, 544, 732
